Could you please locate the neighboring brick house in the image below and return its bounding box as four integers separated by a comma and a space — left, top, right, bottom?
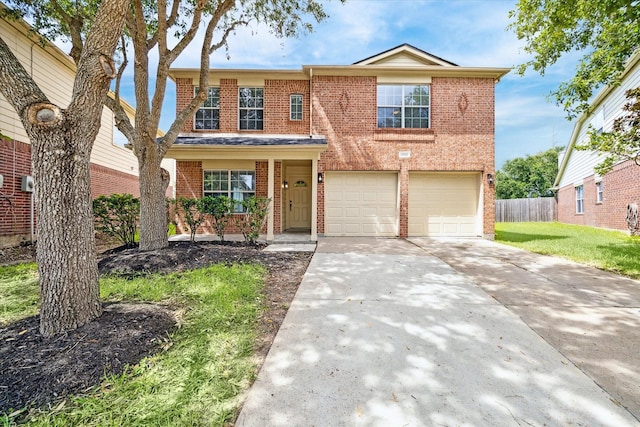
554, 51, 640, 232
0, 11, 175, 247
167, 44, 509, 240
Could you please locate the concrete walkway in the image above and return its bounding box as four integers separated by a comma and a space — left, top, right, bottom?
236, 237, 639, 426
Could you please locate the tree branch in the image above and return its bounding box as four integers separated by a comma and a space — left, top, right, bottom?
67, 0, 128, 121
0, 36, 50, 118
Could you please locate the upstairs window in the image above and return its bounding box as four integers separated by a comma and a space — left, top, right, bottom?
377, 84, 430, 129
290, 94, 303, 120
194, 87, 220, 130
239, 88, 264, 130
203, 170, 256, 213
575, 185, 584, 214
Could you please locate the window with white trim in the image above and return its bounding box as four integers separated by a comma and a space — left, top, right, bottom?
203, 170, 256, 213
596, 181, 603, 204
575, 185, 584, 214
239, 88, 264, 130
377, 84, 430, 128
290, 94, 303, 120
194, 87, 220, 130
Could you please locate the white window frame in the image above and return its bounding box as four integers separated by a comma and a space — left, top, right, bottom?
238, 87, 264, 130
377, 84, 430, 129
203, 170, 256, 213
575, 185, 584, 214
194, 87, 220, 130
290, 94, 303, 121
596, 181, 603, 204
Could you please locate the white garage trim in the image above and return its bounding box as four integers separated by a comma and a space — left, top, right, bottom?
409, 172, 481, 237
325, 172, 399, 236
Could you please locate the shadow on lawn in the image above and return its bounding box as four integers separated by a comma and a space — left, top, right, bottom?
595, 239, 640, 279
496, 230, 567, 244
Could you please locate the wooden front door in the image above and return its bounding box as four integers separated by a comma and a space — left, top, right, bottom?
285, 170, 312, 229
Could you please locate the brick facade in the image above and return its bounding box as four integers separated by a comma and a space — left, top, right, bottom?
558, 160, 640, 231
1, 137, 142, 248
170, 48, 502, 239
0, 138, 34, 246
90, 164, 140, 198
312, 75, 496, 236
173, 160, 281, 235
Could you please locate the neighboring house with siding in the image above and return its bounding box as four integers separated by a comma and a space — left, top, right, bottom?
554, 51, 640, 232
0, 11, 174, 247
167, 44, 508, 241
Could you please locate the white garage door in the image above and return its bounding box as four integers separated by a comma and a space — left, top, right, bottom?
409, 173, 480, 237
325, 172, 398, 236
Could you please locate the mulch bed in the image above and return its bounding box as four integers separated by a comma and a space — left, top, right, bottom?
0, 240, 312, 420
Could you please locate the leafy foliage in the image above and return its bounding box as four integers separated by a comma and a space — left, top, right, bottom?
237, 196, 271, 244
509, 0, 640, 117
200, 195, 235, 241
175, 197, 207, 242
496, 147, 562, 199
2, 0, 341, 251
577, 88, 640, 174
93, 194, 140, 246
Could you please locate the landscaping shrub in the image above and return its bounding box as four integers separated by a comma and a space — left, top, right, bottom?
200, 195, 235, 241
175, 197, 207, 242
93, 194, 140, 246
237, 196, 271, 244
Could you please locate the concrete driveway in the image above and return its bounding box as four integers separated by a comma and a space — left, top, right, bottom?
236, 237, 640, 426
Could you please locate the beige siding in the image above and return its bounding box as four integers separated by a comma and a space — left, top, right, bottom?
559, 59, 640, 188
0, 16, 138, 177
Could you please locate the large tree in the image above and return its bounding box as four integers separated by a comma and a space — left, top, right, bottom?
10, 0, 337, 251
0, 0, 128, 336
496, 147, 562, 199
509, 0, 640, 117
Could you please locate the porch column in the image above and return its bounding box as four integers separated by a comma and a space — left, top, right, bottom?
267, 158, 274, 241
311, 157, 318, 241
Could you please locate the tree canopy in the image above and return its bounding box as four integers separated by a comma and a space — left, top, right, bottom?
509, 0, 640, 117
496, 147, 563, 199
5, 0, 339, 251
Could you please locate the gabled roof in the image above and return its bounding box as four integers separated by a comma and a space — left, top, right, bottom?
354, 44, 458, 67
553, 50, 640, 189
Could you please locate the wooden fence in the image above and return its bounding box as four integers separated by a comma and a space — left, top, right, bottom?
495, 197, 557, 222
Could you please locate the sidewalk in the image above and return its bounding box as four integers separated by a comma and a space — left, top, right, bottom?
236, 237, 638, 426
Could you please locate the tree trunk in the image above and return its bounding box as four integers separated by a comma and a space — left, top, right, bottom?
0, 0, 128, 336
33, 126, 101, 336
138, 146, 170, 251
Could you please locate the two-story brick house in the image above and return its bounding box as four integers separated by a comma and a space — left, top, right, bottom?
167, 44, 509, 241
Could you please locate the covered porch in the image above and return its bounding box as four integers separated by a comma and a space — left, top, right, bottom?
166, 135, 327, 242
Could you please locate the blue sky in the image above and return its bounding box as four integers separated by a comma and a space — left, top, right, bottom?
123, 0, 583, 169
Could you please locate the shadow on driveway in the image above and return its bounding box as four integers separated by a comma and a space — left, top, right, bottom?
237, 237, 638, 426
411, 237, 640, 422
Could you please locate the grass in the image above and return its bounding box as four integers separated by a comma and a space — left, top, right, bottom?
0, 263, 39, 325
1, 263, 265, 426
496, 222, 640, 279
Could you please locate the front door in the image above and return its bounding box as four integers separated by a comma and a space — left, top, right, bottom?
285, 169, 312, 229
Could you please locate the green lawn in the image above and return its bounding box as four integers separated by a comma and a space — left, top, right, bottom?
496, 222, 640, 279
1, 263, 265, 426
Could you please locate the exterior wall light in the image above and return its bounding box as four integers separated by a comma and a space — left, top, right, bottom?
283, 180, 289, 189
317, 172, 323, 184
487, 173, 494, 185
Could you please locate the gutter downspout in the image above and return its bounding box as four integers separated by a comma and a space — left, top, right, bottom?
309, 67, 313, 137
